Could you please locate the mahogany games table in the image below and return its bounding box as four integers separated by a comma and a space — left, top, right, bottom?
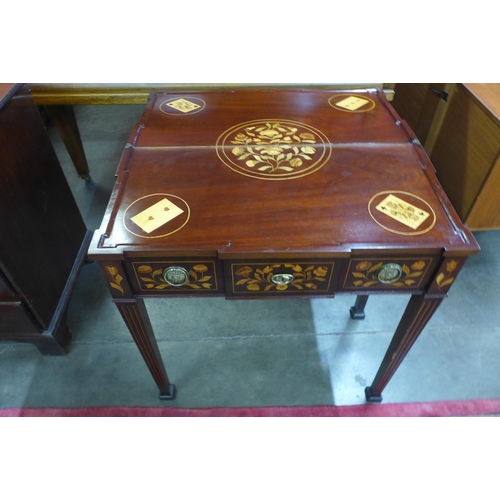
88, 88, 479, 402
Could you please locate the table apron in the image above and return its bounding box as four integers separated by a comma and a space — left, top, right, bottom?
118, 255, 443, 298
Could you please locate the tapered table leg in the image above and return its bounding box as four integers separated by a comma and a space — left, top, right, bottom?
46, 104, 91, 180
114, 298, 176, 400
365, 294, 444, 402
350, 295, 369, 319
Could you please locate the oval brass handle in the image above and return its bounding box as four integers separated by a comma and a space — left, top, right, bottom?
163, 266, 189, 286
377, 263, 403, 284
271, 273, 294, 285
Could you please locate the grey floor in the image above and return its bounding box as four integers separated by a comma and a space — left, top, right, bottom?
1, 103, 499, 410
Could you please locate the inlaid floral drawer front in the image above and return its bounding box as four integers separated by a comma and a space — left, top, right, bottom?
343, 258, 434, 290
131, 261, 219, 293
229, 262, 335, 294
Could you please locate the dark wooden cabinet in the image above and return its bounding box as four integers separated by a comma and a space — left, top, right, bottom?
0, 83, 91, 354
391, 83, 500, 230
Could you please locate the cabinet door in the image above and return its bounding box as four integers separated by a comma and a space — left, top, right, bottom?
0, 303, 39, 334
0, 269, 16, 301
429, 85, 500, 227
392, 83, 457, 151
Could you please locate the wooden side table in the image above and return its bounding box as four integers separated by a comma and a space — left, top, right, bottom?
88, 88, 479, 402
0, 84, 91, 355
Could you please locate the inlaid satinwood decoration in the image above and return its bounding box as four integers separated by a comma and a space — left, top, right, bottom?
232, 263, 334, 293
216, 119, 332, 180
436, 260, 459, 291
328, 94, 376, 113
130, 198, 184, 234
375, 194, 430, 230
368, 191, 436, 236
133, 262, 217, 291
159, 97, 206, 115
106, 266, 124, 294
346, 259, 432, 289
123, 193, 191, 239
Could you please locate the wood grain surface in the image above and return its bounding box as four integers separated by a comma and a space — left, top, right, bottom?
90, 89, 478, 260
87, 87, 480, 401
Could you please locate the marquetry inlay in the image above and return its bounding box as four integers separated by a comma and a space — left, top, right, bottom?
132, 261, 218, 292
123, 193, 190, 239
231, 262, 335, 293
368, 191, 436, 236
375, 194, 430, 230
130, 198, 184, 234
159, 97, 206, 115
216, 119, 332, 180
344, 258, 433, 289
328, 94, 376, 113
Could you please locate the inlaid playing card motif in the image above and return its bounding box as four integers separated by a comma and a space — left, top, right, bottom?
375, 194, 430, 230
130, 198, 184, 233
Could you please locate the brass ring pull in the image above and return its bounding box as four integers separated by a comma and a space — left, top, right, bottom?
163, 266, 189, 286
377, 263, 403, 284
271, 273, 295, 285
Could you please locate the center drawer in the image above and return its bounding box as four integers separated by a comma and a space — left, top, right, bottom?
226, 260, 338, 297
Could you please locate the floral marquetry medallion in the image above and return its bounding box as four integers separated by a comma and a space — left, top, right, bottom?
230, 262, 335, 294
216, 120, 332, 180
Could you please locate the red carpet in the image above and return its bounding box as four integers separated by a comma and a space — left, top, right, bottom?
2, 398, 500, 417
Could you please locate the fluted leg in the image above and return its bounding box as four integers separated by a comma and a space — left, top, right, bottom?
114, 298, 175, 400
365, 294, 443, 402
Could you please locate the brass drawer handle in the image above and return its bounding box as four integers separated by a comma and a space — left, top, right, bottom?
163, 266, 189, 286
377, 263, 402, 284
271, 273, 295, 285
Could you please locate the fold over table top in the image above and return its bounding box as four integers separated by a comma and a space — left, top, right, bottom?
90, 88, 479, 259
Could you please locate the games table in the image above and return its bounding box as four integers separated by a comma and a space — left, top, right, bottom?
88, 88, 479, 402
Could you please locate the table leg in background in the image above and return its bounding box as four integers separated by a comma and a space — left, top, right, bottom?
46, 104, 91, 181
350, 295, 369, 320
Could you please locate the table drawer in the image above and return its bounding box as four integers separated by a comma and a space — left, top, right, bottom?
341, 257, 437, 291
227, 261, 337, 296
128, 259, 223, 294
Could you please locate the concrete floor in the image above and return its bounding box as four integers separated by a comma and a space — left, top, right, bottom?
1, 103, 499, 409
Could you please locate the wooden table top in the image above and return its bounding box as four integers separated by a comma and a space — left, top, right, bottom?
28, 83, 391, 105
90, 88, 479, 260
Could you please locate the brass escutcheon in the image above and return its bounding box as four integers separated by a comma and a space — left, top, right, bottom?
271, 273, 295, 285
377, 263, 403, 284
163, 266, 189, 286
